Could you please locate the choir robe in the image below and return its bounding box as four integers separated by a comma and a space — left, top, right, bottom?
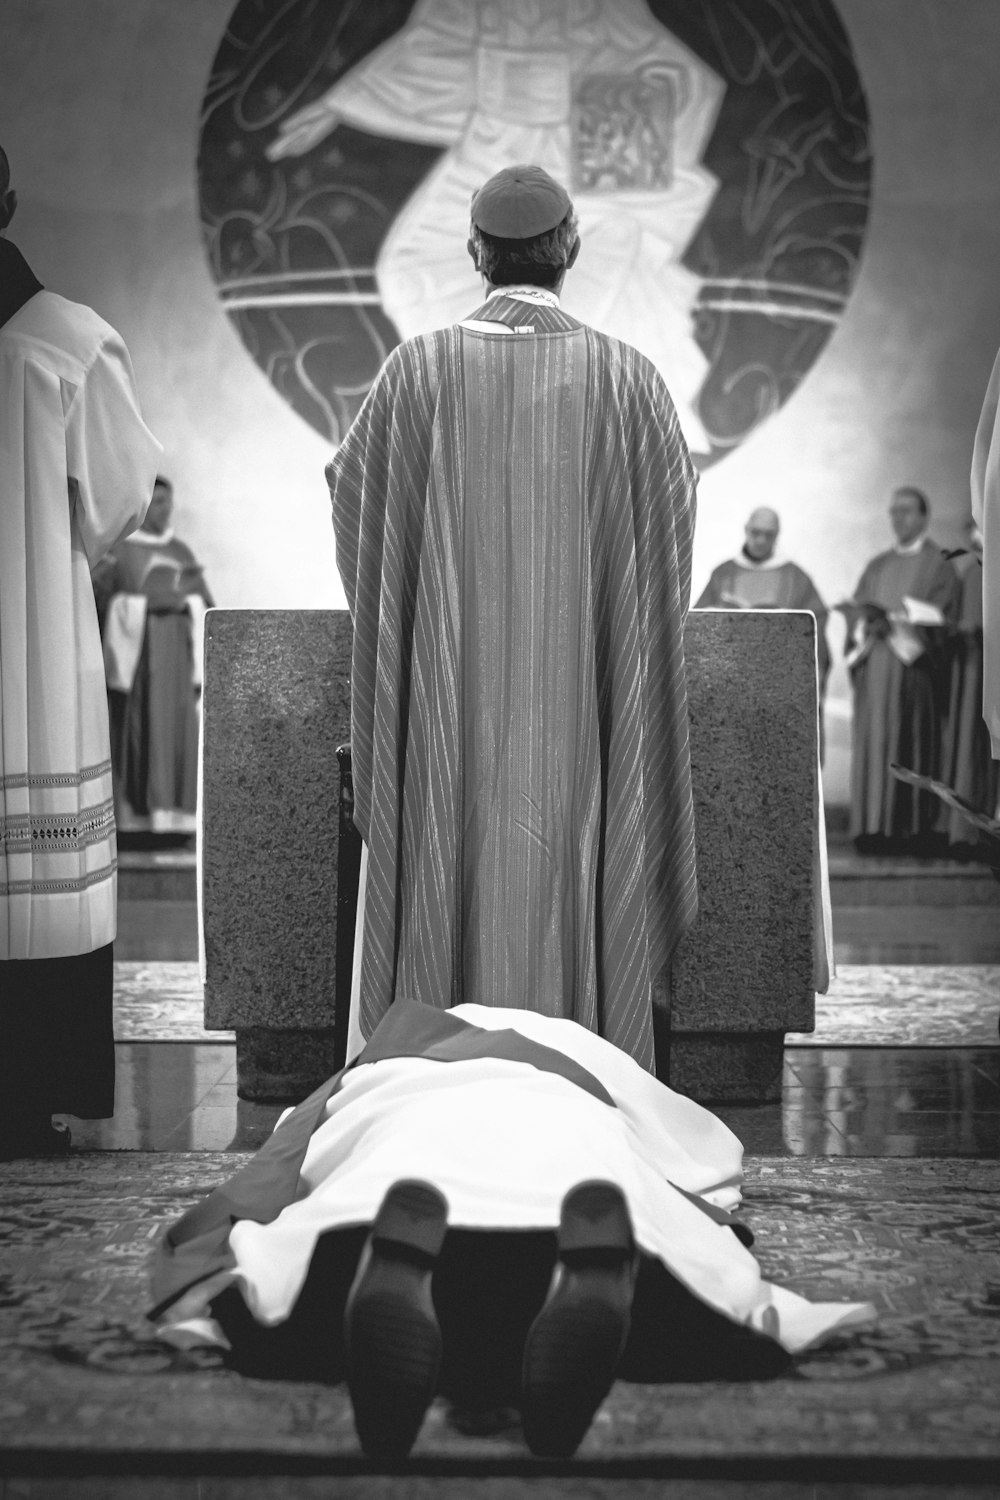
1, 239, 159, 1119
327, 293, 698, 1073
92, 530, 212, 832
848, 538, 960, 842
1, 244, 160, 960
940, 553, 999, 847
694, 554, 831, 684
150, 999, 875, 1364
971, 346, 1000, 756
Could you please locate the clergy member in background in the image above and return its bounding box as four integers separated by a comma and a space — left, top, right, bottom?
971, 344, 999, 760
695, 505, 831, 697
92, 476, 213, 836
0, 145, 160, 1157
940, 521, 999, 855
842, 487, 960, 854
327, 164, 699, 1078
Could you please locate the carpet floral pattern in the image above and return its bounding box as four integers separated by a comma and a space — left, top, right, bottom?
0, 1155, 997, 1467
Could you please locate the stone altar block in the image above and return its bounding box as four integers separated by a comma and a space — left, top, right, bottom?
202, 609, 819, 1102
201, 611, 351, 1096
671, 610, 821, 1101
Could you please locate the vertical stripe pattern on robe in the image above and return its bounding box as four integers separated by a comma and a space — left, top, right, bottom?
849, 541, 961, 840
328, 298, 698, 1072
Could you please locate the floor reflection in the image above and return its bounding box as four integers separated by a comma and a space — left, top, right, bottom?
62, 1042, 1000, 1159
64, 1044, 284, 1152
782, 1047, 1000, 1156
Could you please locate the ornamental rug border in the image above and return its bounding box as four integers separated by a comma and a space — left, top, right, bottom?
0, 1154, 995, 1461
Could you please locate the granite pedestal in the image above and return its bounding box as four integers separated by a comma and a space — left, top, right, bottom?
200, 611, 351, 1096
201, 609, 819, 1101
671, 610, 821, 1100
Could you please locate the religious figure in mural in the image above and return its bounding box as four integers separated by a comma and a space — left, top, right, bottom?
198, 0, 871, 462
265, 0, 724, 452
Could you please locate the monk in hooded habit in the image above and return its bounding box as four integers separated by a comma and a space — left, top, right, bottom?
327, 164, 698, 1074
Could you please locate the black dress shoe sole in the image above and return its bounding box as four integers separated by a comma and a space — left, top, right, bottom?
521, 1181, 635, 1458
344, 1179, 448, 1459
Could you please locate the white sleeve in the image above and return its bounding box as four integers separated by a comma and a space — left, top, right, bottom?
268, 14, 475, 158
65, 331, 162, 565
972, 345, 1000, 530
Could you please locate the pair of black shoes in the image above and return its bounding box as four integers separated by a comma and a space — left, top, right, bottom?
343, 1178, 637, 1460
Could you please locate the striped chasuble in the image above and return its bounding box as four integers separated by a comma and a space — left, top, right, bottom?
327, 295, 698, 1072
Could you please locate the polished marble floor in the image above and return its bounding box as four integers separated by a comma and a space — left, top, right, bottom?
110, 959, 1000, 1045
57, 841, 1000, 1161
60, 1039, 1000, 1158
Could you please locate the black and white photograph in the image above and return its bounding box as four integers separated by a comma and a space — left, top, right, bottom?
1, 1, 997, 1494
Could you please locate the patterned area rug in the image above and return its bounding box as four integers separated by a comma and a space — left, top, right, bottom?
114, 962, 999, 1047
0, 1154, 996, 1471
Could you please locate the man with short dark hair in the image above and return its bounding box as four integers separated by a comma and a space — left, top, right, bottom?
0, 146, 160, 1156
844, 486, 960, 852
328, 164, 698, 1074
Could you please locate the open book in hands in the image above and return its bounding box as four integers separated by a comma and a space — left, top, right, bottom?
899, 594, 945, 627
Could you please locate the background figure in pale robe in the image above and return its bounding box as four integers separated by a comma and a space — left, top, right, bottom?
92, 477, 213, 835
0, 146, 160, 1156
971, 344, 1000, 759
940, 523, 999, 855
846, 487, 960, 854
327, 165, 698, 1076
695, 506, 831, 748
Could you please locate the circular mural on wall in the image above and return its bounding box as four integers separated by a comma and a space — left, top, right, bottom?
198, 0, 872, 466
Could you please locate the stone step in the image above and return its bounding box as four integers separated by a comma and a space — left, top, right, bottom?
117, 848, 196, 900
827, 849, 1000, 907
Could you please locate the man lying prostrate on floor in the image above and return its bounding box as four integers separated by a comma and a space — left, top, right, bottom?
150, 999, 875, 1460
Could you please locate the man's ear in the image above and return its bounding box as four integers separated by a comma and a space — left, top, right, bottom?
467, 237, 480, 273
565, 235, 581, 270
0, 189, 17, 232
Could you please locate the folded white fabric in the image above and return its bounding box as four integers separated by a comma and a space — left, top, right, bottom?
102, 592, 147, 692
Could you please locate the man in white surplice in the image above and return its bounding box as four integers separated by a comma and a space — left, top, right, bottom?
268, 0, 723, 454
0, 146, 161, 1156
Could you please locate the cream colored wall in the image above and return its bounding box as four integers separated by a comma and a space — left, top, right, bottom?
0, 0, 336, 618
2, 0, 999, 802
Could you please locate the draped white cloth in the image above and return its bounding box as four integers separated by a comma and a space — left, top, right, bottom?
213, 1006, 874, 1356
971, 345, 1000, 757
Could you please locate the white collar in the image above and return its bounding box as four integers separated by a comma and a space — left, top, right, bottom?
487, 285, 561, 308
733, 549, 787, 571
892, 533, 927, 556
